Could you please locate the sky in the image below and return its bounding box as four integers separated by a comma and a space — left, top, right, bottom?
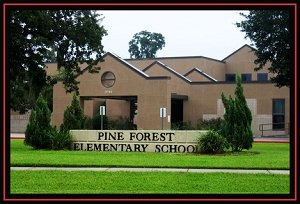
98, 10, 254, 60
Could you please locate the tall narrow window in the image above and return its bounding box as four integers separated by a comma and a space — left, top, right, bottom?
272, 99, 285, 130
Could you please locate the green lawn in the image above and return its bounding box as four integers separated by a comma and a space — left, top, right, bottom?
10, 170, 289, 194
10, 140, 290, 169
9, 139, 290, 194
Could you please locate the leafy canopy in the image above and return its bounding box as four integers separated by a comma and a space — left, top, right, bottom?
236, 10, 291, 88
128, 30, 165, 59
8, 10, 107, 113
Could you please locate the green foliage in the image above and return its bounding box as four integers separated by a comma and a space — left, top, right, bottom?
8, 10, 107, 112
85, 114, 135, 130
85, 114, 108, 130
48, 127, 72, 150
25, 94, 52, 149
236, 10, 291, 88
40, 84, 53, 112
197, 130, 229, 154
221, 74, 253, 152
24, 94, 73, 150
128, 30, 165, 59
171, 121, 194, 130
107, 116, 136, 130
197, 118, 223, 131
60, 94, 86, 132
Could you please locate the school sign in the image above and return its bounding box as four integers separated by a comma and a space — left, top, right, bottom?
70, 130, 207, 153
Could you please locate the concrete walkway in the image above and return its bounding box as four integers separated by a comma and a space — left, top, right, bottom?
10, 167, 290, 175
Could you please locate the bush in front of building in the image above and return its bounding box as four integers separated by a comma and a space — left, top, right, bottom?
107, 116, 136, 130
171, 121, 194, 130
85, 115, 136, 130
60, 93, 86, 132
85, 114, 108, 130
221, 74, 253, 152
25, 94, 72, 150
197, 130, 229, 154
25, 94, 52, 149
48, 126, 72, 150
197, 117, 223, 131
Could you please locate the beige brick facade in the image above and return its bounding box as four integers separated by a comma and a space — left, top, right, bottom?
12, 45, 290, 137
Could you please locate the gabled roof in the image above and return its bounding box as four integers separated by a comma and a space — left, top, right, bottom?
107, 52, 149, 78
77, 52, 173, 81
126, 55, 225, 64
184, 68, 217, 82
143, 61, 192, 83
222, 44, 256, 61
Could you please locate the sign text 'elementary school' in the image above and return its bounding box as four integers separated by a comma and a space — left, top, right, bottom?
70, 130, 206, 153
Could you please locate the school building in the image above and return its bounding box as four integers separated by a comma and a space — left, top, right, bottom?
12, 44, 289, 136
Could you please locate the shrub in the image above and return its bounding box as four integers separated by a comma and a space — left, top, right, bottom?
48, 126, 72, 150
25, 94, 52, 149
92, 114, 108, 130
197, 130, 228, 154
60, 93, 86, 132
24, 94, 73, 150
107, 116, 136, 130
84, 116, 93, 129
171, 121, 194, 130
197, 118, 223, 131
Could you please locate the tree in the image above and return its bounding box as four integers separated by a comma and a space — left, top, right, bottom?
128, 30, 165, 59
60, 93, 86, 132
25, 94, 52, 149
221, 74, 253, 152
24, 93, 72, 150
8, 10, 107, 113
236, 10, 292, 88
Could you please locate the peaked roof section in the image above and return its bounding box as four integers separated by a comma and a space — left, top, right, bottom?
184, 68, 218, 82
222, 44, 256, 61
143, 61, 192, 83
126, 55, 224, 63
107, 52, 149, 78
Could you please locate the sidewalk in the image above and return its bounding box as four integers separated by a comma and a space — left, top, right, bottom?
10, 167, 289, 175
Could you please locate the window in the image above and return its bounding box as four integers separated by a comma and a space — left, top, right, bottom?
257, 73, 268, 81
241, 73, 252, 82
101, 71, 116, 88
272, 99, 285, 130
225, 74, 236, 82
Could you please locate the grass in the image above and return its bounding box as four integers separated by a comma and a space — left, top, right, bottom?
9, 139, 291, 195
10, 170, 289, 194
10, 139, 290, 169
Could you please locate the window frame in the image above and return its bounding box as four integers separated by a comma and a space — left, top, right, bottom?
241, 73, 252, 82
225, 73, 236, 82
257, 73, 268, 81
272, 99, 285, 130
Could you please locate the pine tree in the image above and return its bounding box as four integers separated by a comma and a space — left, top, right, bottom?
221, 74, 253, 152
25, 94, 52, 149
60, 93, 86, 132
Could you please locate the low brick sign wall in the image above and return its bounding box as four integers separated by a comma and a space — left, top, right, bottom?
70, 130, 207, 153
